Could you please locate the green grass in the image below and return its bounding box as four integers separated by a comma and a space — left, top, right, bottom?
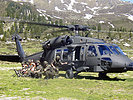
0, 37, 133, 99
0, 63, 133, 100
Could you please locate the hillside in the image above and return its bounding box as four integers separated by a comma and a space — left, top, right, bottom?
10, 0, 133, 30
0, 0, 133, 50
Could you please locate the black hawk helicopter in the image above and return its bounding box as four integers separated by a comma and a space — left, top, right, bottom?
0, 19, 133, 79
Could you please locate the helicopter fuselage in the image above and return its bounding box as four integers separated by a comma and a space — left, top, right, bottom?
51, 36, 133, 74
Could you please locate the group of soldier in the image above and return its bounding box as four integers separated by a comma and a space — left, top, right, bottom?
14, 56, 64, 79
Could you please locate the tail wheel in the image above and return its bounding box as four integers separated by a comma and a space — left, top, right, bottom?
65, 70, 74, 79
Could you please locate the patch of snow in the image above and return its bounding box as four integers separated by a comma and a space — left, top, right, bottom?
119, 39, 124, 41
80, 2, 87, 5
108, 22, 115, 28
107, 12, 114, 14
55, 6, 63, 12
124, 14, 133, 21
99, 21, 105, 24
123, 42, 130, 47
12, 0, 18, 1
65, 0, 78, 10
29, 0, 34, 4
84, 14, 93, 20
90, 7, 100, 15
61, 0, 64, 3
112, 39, 120, 43
103, 6, 109, 9
20, 3, 23, 5
48, 0, 51, 4
0, 35, 4, 39
53, 15, 62, 19
73, 9, 81, 13
91, 7, 100, 11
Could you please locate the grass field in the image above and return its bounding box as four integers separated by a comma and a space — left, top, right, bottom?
0, 40, 133, 100
0, 62, 133, 100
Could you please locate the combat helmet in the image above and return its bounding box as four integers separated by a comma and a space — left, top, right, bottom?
56, 56, 60, 61
44, 61, 48, 65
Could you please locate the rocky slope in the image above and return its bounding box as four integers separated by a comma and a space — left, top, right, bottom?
10, 0, 133, 30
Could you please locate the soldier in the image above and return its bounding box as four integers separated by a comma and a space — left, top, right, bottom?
51, 56, 67, 78
43, 61, 55, 79
34, 60, 43, 78
28, 59, 37, 78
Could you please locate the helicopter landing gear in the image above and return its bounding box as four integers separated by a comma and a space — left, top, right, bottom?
65, 69, 74, 79
98, 72, 110, 79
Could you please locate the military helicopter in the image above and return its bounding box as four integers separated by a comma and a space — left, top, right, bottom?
0, 19, 133, 79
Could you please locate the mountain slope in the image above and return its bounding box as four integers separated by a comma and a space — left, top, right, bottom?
11, 0, 133, 29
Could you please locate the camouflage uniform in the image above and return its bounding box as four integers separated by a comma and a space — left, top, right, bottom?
43, 61, 55, 79
34, 60, 43, 78
52, 56, 62, 77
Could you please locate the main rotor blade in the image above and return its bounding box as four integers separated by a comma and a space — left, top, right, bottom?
0, 17, 68, 28
0, 17, 91, 31
20, 21, 68, 28
51, 29, 69, 34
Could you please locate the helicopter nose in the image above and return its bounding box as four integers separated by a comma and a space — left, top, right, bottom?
111, 56, 132, 69
127, 62, 133, 71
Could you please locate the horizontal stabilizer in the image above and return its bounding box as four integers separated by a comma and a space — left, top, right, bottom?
0, 55, 21, 62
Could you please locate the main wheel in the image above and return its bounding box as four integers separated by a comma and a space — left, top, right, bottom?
65, 70, 74, 79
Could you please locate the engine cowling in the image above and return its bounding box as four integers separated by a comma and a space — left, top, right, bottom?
42, 35, 72, 50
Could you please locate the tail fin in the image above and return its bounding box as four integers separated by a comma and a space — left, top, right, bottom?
12, 34, 26, 61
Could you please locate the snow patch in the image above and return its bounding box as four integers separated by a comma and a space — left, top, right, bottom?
12, 0, 34, 4
108, 22, 115, 28
61, 0, 64, 3
107, 12, 114, 14
55, 6, 63, 11
124, 14, 133, 21
29, 0, 34, 4
99, 21, 105, 24
112, 39, 120, 43
65, 0, 78, 10
103, 6, 109, 9
90, 7, 100, 15
123, 43, 130, 47
48, 0, 51, 4
0, 35, 4, 39
80, 2, 87, 5
53, 15, 62, 19
84, 14, 93, 20
73, 9, 81, 13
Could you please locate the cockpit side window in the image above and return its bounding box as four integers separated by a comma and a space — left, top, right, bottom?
88, 45, 97, 56
98, 45, 113, 55
63, 49, 68, 61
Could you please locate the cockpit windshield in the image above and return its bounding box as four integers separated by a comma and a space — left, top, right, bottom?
98, 45, 113, 55
109, 46, 119, 55
113, 45, 125, 55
